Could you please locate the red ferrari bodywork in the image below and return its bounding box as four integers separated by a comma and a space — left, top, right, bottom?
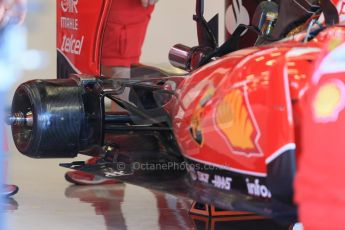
174, 27, 345, 175
53, 0, 345, 204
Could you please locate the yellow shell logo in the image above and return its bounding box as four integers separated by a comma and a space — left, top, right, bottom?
216, 89, 261, 155
328, 39, 342, 52
313, 80, 345, 122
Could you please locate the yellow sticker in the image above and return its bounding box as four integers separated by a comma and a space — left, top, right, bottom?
328, 39, 342, 51
313, 80, 345, 122
189, 85, 215, 146
216, 89, 261, 155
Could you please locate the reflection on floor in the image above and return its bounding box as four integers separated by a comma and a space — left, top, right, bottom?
2, 145, 298, 230
2, 198, 18, 212
64, 184, 193, 229
3, 182, 295, 230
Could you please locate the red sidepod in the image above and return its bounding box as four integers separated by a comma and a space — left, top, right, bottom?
173, 26, 345, 177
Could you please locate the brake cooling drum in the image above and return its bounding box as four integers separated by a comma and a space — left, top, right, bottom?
11, 79, 86, 158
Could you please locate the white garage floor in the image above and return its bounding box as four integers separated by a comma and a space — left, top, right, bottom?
3, 145, 298, 230
4, 151, 195, 230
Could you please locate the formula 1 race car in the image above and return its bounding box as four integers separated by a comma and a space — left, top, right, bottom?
7, 0, 345, 221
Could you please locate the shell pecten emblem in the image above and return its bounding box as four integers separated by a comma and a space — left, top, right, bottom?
313, 79, 345, 123
216, 89, 261, 156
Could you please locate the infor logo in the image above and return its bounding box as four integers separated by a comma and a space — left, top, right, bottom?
61, 0, 78, 13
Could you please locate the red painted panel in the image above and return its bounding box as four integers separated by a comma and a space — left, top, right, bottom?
173, 26, 345, 176
57, 0, 112, 75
